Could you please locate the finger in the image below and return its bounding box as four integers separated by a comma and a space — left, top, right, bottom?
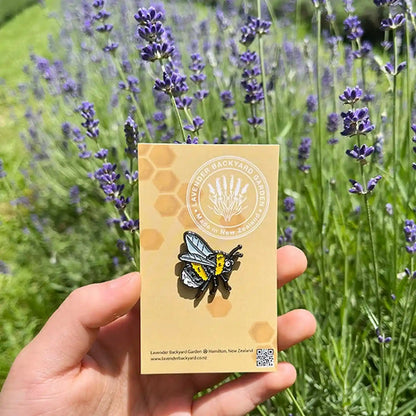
278, 309, 316, 351
23, 272, 141, 374
277, 245, 307, 288
192, 362, 296, 416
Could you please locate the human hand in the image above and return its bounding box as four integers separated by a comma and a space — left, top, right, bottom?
0, 246, 316, 416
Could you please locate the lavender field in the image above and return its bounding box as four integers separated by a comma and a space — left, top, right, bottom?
1, 0, 416, 414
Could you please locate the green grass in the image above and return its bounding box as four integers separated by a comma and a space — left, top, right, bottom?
0, 0, 37, 26
0, 0, 60, 86
0, 0, 60, 188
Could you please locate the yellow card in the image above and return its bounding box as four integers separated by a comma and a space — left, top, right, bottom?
138, 143, 279, 374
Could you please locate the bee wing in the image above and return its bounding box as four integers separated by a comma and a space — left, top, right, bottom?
184, 231, 214, 257
181, 265, 205, 288
179, 252, 216, 267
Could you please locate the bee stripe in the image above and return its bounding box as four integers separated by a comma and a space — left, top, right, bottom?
191, 263, 208, 281
215, 254, 225, 275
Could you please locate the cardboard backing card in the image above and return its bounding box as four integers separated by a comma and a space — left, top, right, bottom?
138, 144, 279, 374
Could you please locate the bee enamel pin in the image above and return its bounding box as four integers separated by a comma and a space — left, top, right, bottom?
178, 231, 243, 299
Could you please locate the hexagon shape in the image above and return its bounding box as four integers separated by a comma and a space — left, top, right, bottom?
149, 146, 176, 167
140, 229, 164, 250
138, 145, 150, 156
178, 207, 197, 228
153, 170, 179, 192
206, 297, 232, 317
177, 182, 188, 204
249, 321, 274, 343
138, 158, 155, 181
154, 195, 180, 217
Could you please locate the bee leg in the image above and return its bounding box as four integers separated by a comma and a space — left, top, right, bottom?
195, 278, 211, 298
209, 276, 218, 296
221, 275, 231, 292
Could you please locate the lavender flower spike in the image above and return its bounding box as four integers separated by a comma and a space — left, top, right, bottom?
348, 175, 382, 195
341, 108, 375, 137
346, 144, 374, 161
339, 86, 362, 105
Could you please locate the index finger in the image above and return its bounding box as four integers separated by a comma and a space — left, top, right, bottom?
277, 245, 307, 288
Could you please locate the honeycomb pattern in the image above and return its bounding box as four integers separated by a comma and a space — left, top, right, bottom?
140, 229, 164, 250
149, 146, 176, 167
153, 170, 179, 192
206, 297, 232, 317
154, 195, 180, 217
249, 321, 274, 343
139, 145, 150, 156
138, 158, 154, 180
139, 147, 199, 227
178, 208, 197, 229
177, 183, 188, 204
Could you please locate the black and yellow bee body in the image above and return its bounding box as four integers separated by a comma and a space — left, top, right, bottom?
178, 231, 243, 298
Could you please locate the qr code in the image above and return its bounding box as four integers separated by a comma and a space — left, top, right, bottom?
256, 348, 275, 368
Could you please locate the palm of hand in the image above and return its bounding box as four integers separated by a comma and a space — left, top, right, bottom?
0, 246, 315, 416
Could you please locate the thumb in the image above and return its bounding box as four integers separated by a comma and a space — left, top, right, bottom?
23, 272, 141, 374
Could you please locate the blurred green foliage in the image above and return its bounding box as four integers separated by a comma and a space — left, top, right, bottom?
0, 0, 38, 26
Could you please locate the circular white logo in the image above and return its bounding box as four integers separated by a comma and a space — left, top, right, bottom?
186, 156, 270, 239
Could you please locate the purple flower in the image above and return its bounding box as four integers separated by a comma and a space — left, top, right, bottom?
154, 70, 188, 97
367, 175, 383, 192
119, 76, 140, 94
134, 7, 165, 26
283, 197, 296, 213
69, 185, 80, 205
247, 116, 264, 127
298, 137, 312, 172
349, 175, 382, 194
376, 327, 392, 343
220, 90, 235, 108
94, 148, 108, 159
306, 95, 318, 112
189, 53, 206, 86
137, 22, 164, 43
385, 61, 407, 76
120, 218, 139, 232
92, 0, 104, 8
114, 196, 130, 210
380, 14, 405, 31
175, 96, 193, 110
348, 179, 365, 194
327, 113, 340, 133
346, 144, 375, 161
404, 219, 416, 253
353, 41, 372, 59
96, 23, 113, 32
344, 16, 364, 41
194, 89, 209, 101
278, 227, 293, 246
385, 203, 393, 216
240, 50, 258, 66
77, 101, 99, 139
141, 42, 174, 62
240, 16, 271, 46
185, 135, 199, 144
184, 116, 204, 133
341, 108, 375, 136
124, 116, 139, 158
339, 86, 362, 105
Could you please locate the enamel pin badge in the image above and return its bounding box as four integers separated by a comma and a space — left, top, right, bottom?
178, 231, 243, 299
